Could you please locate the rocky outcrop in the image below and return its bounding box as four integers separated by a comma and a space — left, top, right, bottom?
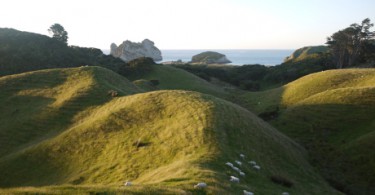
110, 39, 162, 62
190, 51, 231, 64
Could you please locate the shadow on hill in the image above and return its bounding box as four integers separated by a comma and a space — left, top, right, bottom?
236, 87, 284, 120
0, 95, 55, 156
0, 68, 136, 158
272, 103, 375, 195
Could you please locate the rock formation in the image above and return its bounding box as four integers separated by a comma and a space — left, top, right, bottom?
190, 51, 231, 64
110, 39, 162, 62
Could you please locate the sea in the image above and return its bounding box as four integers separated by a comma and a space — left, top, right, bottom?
102, 49, 294, 66
161, 49, 294, 66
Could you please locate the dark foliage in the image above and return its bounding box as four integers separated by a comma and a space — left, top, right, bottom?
258, 107, 279, 121
326, 18, 375, 68
149, 79, 160, 86
173, 52, 333, 91
48, 23, 68, 45
0, 28, 124, 76
118, 57, 156, 78
270, 175, 294, 188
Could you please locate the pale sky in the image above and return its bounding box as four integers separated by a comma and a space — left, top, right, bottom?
1, 0, 374, 50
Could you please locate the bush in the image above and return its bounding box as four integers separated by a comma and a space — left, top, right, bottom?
149, 79, 160, 86
270, 175, 294, 188
118, 57, 156, 77
239, 80, 260, 91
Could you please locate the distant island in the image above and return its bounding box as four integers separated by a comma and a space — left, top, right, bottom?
190, 51, 232, 64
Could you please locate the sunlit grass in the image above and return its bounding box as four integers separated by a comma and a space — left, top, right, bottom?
240, 68, 375, 194
0, 66, 340, 194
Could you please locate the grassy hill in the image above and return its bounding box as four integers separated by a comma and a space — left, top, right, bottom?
241, 69, 375, 194
0, 66, 141, 157
284, 46, 328, 63
0, 67, 339, 194
131, 65, 229, 98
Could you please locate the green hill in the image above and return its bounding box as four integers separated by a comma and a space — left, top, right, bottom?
0, 67, 339, 194
241, 69, 375, 194
132, 64, 229, 98
0, 66, 142, 157
284, 46, 328, 63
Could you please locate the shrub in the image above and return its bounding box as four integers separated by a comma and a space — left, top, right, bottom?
270, 175, 294, 188
118, 57, 156, 77
149, 79, 160, 86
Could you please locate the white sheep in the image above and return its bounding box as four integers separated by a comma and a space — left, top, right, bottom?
194, 182, 207, 188
225, 162, 234, 167
253, 165, 261, 170
124, 181, 132, 186
240, 154, 245, 159
230, 176, 240, 183
248, 161, 256, 166
239, 171, 246, 176
282, 192, 289, 195
235, 160, 242, 166
232, 166, 240, 172
243, 190, 254, 195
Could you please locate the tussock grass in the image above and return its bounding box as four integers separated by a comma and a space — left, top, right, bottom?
0, 67, 339, 194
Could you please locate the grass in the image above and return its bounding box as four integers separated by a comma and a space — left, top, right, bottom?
0, 66, 141, 157
0, 67, 339, 194
240, 68, 375, 194
285, 46, 328, 62
128, 64, 228, 98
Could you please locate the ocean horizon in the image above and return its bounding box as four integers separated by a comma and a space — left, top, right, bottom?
102, 49, 295, 66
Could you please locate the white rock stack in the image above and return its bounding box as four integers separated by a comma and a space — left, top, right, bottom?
110, 39, 162, 62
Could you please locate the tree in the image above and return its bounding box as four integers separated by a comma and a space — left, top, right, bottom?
326, 18, 374, 68
48, 23, 68, 44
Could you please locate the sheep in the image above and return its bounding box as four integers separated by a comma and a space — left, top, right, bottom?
232, 166, 240, 172
248, 161, 257, 166
243, 190, 254, 195
194, 182, 207, 189
239, 171, 246, 176
225, 162, 234, 167
124, 181, 132, 186
240, 154, 245, 159
282, 192, 289, 195
230, 176, 240, 183
253, 165, 261, 170
235, 160, 242, 166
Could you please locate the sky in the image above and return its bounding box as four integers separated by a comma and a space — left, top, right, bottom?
0, 0, 374, 50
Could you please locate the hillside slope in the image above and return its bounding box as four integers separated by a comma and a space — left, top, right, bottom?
284, 46, 328, 63
241, 69, 375, 194
0, 66, 142, 157
0, 67, 338, 194
132, 65, 228, 98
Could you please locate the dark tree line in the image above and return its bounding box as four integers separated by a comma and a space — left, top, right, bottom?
0, 27, 125, 76
327, 18, 375, 68
173, 52, 332, 91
